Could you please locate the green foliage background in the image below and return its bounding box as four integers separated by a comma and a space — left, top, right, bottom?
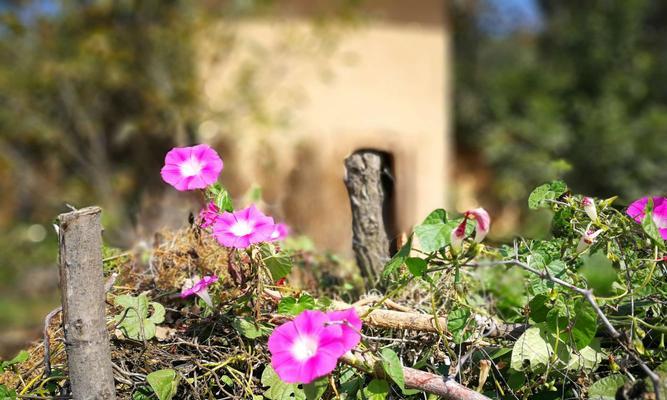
454, 0, 667, 204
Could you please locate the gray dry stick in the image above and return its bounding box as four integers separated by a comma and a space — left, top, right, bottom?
58, 206, 116, 400
344, 150, 395, 286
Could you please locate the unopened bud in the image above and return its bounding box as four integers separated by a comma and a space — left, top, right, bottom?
465, 208, 491, 243
450, 220, 467, 254
582, 197, 598, 222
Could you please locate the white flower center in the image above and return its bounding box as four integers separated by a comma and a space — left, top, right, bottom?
290, 335, 318, 361
653, 213, 667, 229
180, 157, 203, 177
230, 220, 253, 237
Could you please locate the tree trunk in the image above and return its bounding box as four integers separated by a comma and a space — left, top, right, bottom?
344, 150, 395, 286
58, 207, 116, 400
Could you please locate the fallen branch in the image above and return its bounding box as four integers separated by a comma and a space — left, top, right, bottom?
333, 300, 527, 340
264, 289, 527, 340
340, 353, 491, 400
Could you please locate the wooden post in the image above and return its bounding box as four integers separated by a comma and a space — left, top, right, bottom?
58, 207, 116, 400
344, 150, 395, 286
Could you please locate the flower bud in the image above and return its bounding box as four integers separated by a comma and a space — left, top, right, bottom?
465, 208, 491, 243
450, 219, 467, 254
582, 197, 598, 222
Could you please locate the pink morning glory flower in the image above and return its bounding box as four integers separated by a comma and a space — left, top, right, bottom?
268, 309, 361, 384
464, 207, 491, 243
627, 197, 667, 240
324, 308, 362, 353
199, 201, 220, 228
180, 275, 218, 307
213, 204, 275, 249
161, 144, 223, 191
582, 197, 598, 222
269, 223, 290, 242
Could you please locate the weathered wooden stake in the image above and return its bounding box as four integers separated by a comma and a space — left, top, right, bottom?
344, 150, 394, 286
58, 206, 116, 400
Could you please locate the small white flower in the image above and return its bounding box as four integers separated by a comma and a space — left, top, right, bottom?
576, 228, 603, 253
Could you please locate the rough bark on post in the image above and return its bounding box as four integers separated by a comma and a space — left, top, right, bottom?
58, 206, 116, 400
344, 150, 394, 286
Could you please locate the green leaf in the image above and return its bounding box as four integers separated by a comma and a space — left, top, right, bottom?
422, 208, 447, 225
339, 368, 363, 398
405, 257, 427, 277
531, 259, 570, 294
657, 360, 667, 373
146, 369, 179, 400
580, 252, 617, 296
303, 377, 328, 400
278, 295, 316, 315
361, 379, 389, 400
221, 375, 234, 386
114, 294, 164, 341
232, 317, 270, 339
546, 260, 568, 280
642, 211, 665, 246
551, 207, 574, 238
382, 235, 412, 278
8, 350, 29, 365
131, 387, 153, 400
563, 338, 604, 371
528, 181, 567, 210
414, 221, 460, 253
148, 302, 166, 325
528, 294, 550, 323
588, 374, 627, 399
380, 348, 405, 391
207, 183, 234, 212
506, 371, 525, 390
511, 327, 553, 372
545, 307, 568, 334
0, 350, 29, 372
414, 209, 450, 252
261, 244, 293, 281
488, 348, 512, 360
447, 308, 473, 343
571, 300, 597, 350
262, 366, 306, 400
0, 384, 17, 400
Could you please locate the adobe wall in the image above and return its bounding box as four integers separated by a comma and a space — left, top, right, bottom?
198, 1, 451, 254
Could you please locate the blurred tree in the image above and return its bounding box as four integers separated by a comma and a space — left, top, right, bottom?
0, 0, 359, 356
453, 0, 667, 208
0, 0, 204, 232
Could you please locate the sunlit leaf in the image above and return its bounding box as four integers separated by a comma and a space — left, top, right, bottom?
146, 369, 179, 400
380, 348, 405, 391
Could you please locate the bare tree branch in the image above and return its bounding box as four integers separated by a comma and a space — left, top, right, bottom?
340, 353, 492, 400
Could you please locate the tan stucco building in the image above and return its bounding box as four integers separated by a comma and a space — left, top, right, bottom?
198, 0, 451, 254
